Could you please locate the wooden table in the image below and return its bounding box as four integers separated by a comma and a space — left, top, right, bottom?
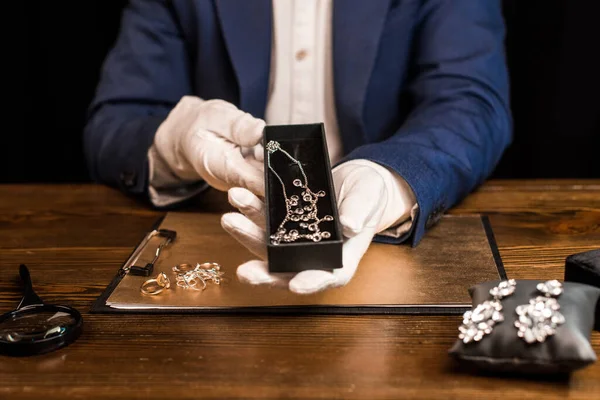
1, 181, 599, 399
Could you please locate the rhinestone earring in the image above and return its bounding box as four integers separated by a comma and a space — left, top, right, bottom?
514, 280, 565, 344
458, 279, 517, 343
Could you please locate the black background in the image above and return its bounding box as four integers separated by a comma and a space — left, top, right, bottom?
5, 0, 599, 184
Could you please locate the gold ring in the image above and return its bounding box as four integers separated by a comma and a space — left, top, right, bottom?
140, 272, 171, 295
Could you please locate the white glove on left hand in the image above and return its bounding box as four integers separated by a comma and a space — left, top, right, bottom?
150, 97, 266, 196
221, 159, 417, 294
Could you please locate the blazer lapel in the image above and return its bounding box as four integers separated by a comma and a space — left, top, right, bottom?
333, 0, 391, 153
215, 0, 272, 118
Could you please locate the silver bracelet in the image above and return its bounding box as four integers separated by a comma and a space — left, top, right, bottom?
266, 140, 333, 245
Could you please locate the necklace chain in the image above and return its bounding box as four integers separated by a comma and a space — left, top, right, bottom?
266, 141, 333, 245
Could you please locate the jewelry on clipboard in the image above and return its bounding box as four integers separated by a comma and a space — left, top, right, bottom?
172, 263, 225, 291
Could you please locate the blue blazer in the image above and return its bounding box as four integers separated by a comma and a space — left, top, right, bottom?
84, 0, 511, 246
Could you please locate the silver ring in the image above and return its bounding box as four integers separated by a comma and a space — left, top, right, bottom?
173, 263, 196, 273
196, 262, 221, 271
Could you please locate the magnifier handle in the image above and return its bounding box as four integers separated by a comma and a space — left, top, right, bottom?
18, 264, 44, 308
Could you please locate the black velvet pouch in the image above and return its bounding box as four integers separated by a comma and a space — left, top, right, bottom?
564, 248, 600, 331
448, 279, 600, 374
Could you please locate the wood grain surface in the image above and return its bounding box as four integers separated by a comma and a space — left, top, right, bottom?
0, 181, 599, 400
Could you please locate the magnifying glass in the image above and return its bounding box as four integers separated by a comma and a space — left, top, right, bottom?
0, 264, 83, 357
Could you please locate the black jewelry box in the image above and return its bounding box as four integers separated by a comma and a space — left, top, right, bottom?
563, 248, 600, 331
263, 123, 343, 273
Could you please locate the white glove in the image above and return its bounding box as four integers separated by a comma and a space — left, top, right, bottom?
150, 96, 266, 197
221, 159, 417, 294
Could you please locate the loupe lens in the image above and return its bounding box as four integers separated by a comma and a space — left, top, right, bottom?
0, 307, 77, 343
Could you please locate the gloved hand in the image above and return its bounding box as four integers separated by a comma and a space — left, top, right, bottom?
221, 159, 417, 294
152, 96, 266, 196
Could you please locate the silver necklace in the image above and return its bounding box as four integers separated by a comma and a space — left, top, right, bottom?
266, 140, 333, 245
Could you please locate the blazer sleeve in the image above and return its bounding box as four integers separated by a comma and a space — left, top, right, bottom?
83, 0, 191, 198
342, 0, 512, 246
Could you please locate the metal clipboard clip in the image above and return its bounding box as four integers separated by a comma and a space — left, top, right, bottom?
120, 229, 177, 277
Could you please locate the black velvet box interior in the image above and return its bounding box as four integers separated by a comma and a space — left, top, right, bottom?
263, 123, 343, 273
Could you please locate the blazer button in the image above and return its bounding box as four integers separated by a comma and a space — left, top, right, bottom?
120, 171, 137, 188
426, 208, 443, 229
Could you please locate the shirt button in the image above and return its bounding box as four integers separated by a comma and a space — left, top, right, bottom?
295, 49, 308, 61
120, 171, 137, 188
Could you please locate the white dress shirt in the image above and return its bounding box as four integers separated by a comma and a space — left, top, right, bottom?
265, 0, 342, 164
147, 0, 417, 238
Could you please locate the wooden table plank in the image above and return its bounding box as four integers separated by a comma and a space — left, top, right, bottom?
0, 181, 599, 399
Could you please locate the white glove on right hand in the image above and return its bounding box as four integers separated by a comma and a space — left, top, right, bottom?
152, 96, 266, 196
221, 160, 417, 294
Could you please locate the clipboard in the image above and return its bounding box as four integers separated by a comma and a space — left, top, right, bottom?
91, 212, 506, 315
